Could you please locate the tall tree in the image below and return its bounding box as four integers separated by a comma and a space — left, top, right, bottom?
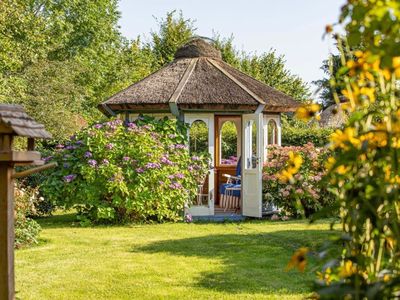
147, 11, 196, 69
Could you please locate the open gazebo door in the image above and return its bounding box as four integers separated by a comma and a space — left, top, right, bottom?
241, 113, 263, 218
184, 113, 215, 216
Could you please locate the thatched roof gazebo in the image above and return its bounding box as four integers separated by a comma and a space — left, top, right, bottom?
99, 38, 299, 117
99, 38, 301, 219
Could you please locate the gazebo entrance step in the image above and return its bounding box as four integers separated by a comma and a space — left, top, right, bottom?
192, 214, 245, 222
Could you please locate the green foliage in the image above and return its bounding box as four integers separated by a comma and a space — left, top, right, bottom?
214, 35, 310, 102
0, 0, 133, 140
220, 121, 239, 160
189, 120, 208, 156
281, 115, 332, 147
262, 144, 333, 218
147, 11, 195, 69
42, 117, 210, 224
313, 54, 344, 108
14, 184, 41, 248
309, 1, 400, 298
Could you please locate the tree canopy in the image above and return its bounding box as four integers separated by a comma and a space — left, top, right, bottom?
0, 5, 310, 140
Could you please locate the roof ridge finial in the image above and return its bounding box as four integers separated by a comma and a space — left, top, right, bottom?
174, 37, 222, 60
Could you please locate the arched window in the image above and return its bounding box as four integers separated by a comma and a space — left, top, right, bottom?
189, 120, 208, 156
267, 119, 278, 145
220, 121, 238, 165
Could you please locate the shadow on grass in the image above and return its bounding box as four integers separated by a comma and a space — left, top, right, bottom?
134, 229, 339, 295
35, 212, 78, 229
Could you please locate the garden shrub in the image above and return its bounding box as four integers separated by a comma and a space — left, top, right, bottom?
282, 125, 332, 147
262, 143, 333, 217
42, 116, 210, 224
14, 184, 41, 248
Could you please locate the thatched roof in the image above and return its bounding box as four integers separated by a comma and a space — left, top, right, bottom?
0, 104, 52, 138
99, 38, 300, 115
319, 103, 348, 128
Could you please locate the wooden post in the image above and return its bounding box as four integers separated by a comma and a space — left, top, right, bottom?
0, 163, 15, 300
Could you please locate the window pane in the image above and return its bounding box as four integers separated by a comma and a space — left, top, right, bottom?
267, 119, 277, 145
220, 121, 238, 165
189, 120, 208, 156
251, 121, 257, 168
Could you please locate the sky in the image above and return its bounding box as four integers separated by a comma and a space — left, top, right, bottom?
117, 0, 345, 94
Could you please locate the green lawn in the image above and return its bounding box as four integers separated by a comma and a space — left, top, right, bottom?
15, 213, 338, 300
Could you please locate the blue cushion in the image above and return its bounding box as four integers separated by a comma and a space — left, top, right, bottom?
219, 183, 241, 197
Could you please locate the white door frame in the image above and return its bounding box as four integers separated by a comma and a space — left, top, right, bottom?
184, 113, 215, 216
241, 113, 263, 218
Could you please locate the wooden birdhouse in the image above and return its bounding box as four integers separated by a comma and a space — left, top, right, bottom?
0, 104, 54, 300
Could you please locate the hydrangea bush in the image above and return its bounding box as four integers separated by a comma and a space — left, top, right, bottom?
42, 116, 210, 223
262, 143, 333, 218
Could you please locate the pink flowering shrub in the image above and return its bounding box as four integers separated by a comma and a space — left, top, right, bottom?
42, 116, 210, 224
262, 143, 333, 218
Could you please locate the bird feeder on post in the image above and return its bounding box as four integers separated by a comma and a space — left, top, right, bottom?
0, 104, 55, 300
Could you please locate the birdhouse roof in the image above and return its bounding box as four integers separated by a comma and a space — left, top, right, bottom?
0, 104, 52, 138
99, 38, 300, 115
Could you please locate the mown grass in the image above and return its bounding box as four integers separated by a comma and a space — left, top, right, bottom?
15, 213, 338, 299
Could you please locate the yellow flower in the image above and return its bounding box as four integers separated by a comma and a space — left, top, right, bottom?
277, 151, 303, 183
288, 151, 303, 170
277, 169, 294, 184
317, 268, 332, 285
336, 165, 349, 175
286, 247, 309, 272
339, 260, 357, 278
359, 86, 376, 103
325, 156, 336, 170
393, 56, 400, 78
330, 127, 360, 149
295, 103, 321, 121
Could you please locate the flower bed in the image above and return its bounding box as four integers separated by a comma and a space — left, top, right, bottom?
262, 143, 333, 218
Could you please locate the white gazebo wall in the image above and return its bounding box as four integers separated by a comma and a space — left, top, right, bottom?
263, 114, 281, 162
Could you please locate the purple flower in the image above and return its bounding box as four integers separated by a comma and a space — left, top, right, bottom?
56, 144, 64, 149
188, 166, 194, 172
63, 163, 70, 168
43, 156, 53, 163
167, 175, 175, 180
101, 159, 109, 165
88, 159, 97, 167
63, 174, 76, 183
142, 125, 152, 130
160, 156, 173, 165
159, 181, 164, 185
175, 173, 185, 179
127, 122, 137, 129
175, 144, 187, 149
169, 182, 182, 190
185, 214, 193, 223
136, 167, 144, 173
145, 162, 161, 169
122, 156, 130, 161
105, 143, 114, 150
65, 145, 76, 150
191, 156, 200, 161
84, 151, 92, 158
94, 124, 103, 129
